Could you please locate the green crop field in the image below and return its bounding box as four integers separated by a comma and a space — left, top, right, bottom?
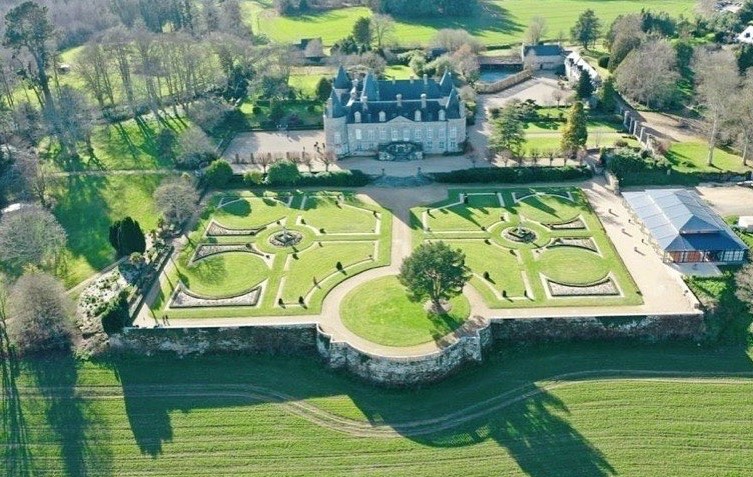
148, 190, 392, 320
241, 0, 697, 46
412, 188, 641, 308
4, 342, 753, 476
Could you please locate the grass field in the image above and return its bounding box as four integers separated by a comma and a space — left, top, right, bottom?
341, 276, 470, 346
149, 190, 392, 319
4, 341, 753, 476
241, 0, 697, 47
413, 188, 642, 308
665, 141, 753, 174
51, 173, 169, 288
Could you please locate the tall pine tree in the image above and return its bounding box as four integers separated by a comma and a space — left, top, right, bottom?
561, 102, 588, 157
109, 217, 146, 257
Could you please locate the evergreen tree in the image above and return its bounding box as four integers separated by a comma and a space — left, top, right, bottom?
561, 102, 588, 156
489, 104, 526, 158
109, 217, 146, 257
352, 17, 373, 48
398, 241, 471, 312
316, 77, 333, 102
598, 76, 617, 113
571, 9, 602, 49
576, 72, 594, 99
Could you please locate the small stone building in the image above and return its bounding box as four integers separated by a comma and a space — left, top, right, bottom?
324, 66, 467, 157
520, 44, 565, 70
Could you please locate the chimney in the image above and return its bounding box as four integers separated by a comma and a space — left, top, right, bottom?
421, 93, 427, 109
396, 94, 403, 107
423, 74, 428, 85
409, 75, 414, 84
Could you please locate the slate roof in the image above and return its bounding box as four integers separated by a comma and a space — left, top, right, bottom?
329, 67, 462, 123
623, 189, 748, 252
522, 44, 564, 57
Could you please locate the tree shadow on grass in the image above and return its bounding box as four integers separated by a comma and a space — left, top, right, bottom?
1, 323, 34, 477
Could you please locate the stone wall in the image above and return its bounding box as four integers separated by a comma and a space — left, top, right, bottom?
491, 314, 705, 343
111, 313, 704, 386
316, 319, 494, 387
111, 324, 318, 356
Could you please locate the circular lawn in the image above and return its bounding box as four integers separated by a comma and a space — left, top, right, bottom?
538, 247, 610, 285
179, 252, 268, 298
341, 276, 470, 347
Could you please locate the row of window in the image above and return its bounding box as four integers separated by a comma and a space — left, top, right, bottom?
354, 110, 446, 123
348, 127, 457, 143
353, 140, 458, 152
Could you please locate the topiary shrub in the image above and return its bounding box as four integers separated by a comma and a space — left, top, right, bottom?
101, 291, 130, 334
267, 160, 301, 186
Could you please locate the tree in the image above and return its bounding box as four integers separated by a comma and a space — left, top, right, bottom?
598, 76, 617, 113
398, 241, 471, 312
267, 160, 300, 185
525, 16, 548, 45
614, 39, 680, 109
576, 72, 594, 99
694, 49, 740, 166
0, 206, 66, 273
155, 128, 177, 162
561, 102, 588, 156
571, 9, 602, 49
733, 73, 753, 167
431, 29, 483, 54
175, 126, 217, 169
204, 159, 234, 188
352, 17, 372, 47
108, 217, 146, 257
370, 14, 395, 49
7, 270, 74, 355
489, 104, 526, 158
315, 77, 332, 102
735, 262, 753, 314
154, 177, 199, 227
605, 14, 644, 72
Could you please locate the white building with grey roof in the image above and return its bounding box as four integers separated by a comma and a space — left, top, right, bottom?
324, 66, 467, 158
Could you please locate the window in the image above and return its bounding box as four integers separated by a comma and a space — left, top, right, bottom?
414, 110, 422, 121
403, 128, 410, 142
368, 130, 375, 141
355, 128, 362, 140
449, 140, 456, 150
379, 111, 386, 122
354, 111, 361, 123
439, 141, 445, 150
439, 109, 446, 121
414, 128, 422, 140
449, 127, 457, 139
438, 128, 446, 139
334, 132, 342, 145
379, 128, 387, 141
391, 129, 399, 141
427, 129, 433, 140
426, 141, 433, 150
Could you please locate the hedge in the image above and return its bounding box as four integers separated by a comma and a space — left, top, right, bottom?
217, 169, 373, 190
432, 166, 592, 184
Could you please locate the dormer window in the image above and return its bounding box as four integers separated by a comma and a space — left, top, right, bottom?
439, 109, 446, 121
379, 111, 386, 122
354, 111, 362, 123
414, 110, 422, 122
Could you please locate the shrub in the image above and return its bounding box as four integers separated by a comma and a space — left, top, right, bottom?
203, 159, 234, 188
100, 291, 130, 334
108, 217, 146, 257
597, 55, 610, 68
267, 160, 300, 185
433, 166, 592, 184
243, 170, 264, 186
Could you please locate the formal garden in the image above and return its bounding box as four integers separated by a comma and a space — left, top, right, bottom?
411, 188, 642, 308
148, 190, 391, 319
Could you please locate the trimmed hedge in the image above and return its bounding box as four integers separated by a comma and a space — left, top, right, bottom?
217, 169, 372, 190
432, 166, 592, 184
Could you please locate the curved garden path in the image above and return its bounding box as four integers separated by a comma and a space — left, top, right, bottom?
15, 370, 753, 438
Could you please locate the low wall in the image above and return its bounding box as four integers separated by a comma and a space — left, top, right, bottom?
111, 324, 318, 356
316, 318, 493, 387
112, 313, 704, 386
476, 70, 533, 94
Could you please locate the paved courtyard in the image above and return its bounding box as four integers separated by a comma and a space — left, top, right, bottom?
223, 130, 325, 159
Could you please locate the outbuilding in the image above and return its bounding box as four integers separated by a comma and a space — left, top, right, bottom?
623, 189, 748, 264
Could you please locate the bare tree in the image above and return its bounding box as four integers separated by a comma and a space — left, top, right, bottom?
525, 16, 548, 45
614, 39, 680, 109
77, 42, 116, 110
735, 73, 753, 167
0, 206, 66, 273
7, 270, 74, 355
321, 151, 337, 172
371, 14, 396, 49
257, 152, 273, 173
154, 177, 199, 228
551, 88, 564, 107
15, 148, 49, 206
694, 49, 740, 166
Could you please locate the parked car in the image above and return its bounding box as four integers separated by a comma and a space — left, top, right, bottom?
736, 180, 753, 188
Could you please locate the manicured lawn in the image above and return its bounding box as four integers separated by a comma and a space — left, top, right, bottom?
241, 0, 696, 46
6, 342, 753, 476
341, 276, 470, 346
665, 141, 753, 174
150, 190, 391, 319
414, 188, 642, 308
51, 173, 169, 288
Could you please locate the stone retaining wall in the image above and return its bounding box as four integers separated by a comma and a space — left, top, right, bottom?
112, 313, 704, 386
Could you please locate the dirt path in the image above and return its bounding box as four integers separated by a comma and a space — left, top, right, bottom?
17, 370, 753, 439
